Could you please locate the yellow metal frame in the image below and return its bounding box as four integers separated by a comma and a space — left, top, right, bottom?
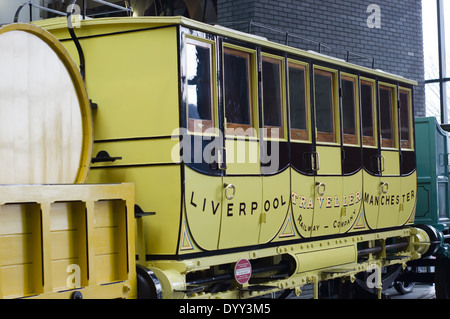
145, 226, 426, 299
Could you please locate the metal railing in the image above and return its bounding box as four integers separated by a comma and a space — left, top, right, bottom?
13, 0, 132, 23
220, 19, 376, 69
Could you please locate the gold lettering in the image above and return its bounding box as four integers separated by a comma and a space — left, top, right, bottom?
326, 196, 332, 208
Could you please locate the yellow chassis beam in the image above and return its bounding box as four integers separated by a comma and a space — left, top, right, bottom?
145, 227, 427, 299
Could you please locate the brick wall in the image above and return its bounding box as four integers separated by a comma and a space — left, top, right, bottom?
217, 0, 425, 117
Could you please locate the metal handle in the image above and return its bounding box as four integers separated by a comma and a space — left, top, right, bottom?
92, 150, 122, 163
316, 182, 326, 196
380, 181, 389, 194
218, 147, 227, 170
224, 183, 236, 200
311, 152, 320, 171
377, 155, 385, 173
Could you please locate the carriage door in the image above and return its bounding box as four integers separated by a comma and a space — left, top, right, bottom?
182, 34, 224, 251
311, 66, 343, 236
218, 43, 262, 249
376, 82, 401, 228
360, 78, 381, 229
398, 87, 416, 225
289, 60, 316, 239
340, 73, 363, 233
258, 52, 291, 243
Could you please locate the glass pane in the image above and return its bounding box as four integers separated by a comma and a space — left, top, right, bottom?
444, 0, 450, 78
361, 81, 375, 146
186, 42, 213, 124
262, 57, 282, 128
399, 90, 411, 149
289, 63, 308, 140
223, 48, 252, 127
379, 85, 395, 148
423, 0, 439, 80
425, 82, 441, 122
341, 77, 357, 144
314, 69, 335, 143
447, 82, 450, 122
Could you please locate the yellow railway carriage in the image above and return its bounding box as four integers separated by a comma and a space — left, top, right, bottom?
0, 12, 423, 299
33, 15, 424, 298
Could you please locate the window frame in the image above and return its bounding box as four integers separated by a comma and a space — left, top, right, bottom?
359, 77, 378, 148
261, 53, 287, 140
399, 87, 414, 150
222, 44, 258, 138
287, 59, 310, 142
185, 36, 217, 135
340, 73, 360, 146
313, 66, 340, 145
378, 82, 398, 149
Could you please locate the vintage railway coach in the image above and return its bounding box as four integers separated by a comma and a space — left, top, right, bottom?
34, 16, 426, 298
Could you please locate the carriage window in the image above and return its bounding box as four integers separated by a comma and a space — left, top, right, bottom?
360, 80, 376, 146
262, 55, 284, 138
223, 47, 254, 135
314, 69, 337, 143
341, 75, 358, 145
186, 39, 214, 133
289, 62, 308, 141
399, 89, 412, 149
379, 85, 396, 148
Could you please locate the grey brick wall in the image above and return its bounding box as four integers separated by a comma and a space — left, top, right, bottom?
217, 0, 425, 117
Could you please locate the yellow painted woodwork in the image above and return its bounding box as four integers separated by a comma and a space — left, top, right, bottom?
375, 177, 402, 228
259, 170, 291, 243
0, 183, 135, 299
381, 150, 400, 176
88, 165, 181, 256
340, 170, 363, 233
400, 172, 417, 225
84, 27, 179, 140
362, 171, 380, 229
184, 167, 222, 251
316, 145, 342, 175
91, 138, 180, 167
219, 176, 262, 249
224, 138, 260, 175
291, 170, 315, 238
42, 24, 180, 141
311, 176, 343, 236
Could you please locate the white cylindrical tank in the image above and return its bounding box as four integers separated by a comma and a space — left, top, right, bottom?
0, 23, 92, 184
